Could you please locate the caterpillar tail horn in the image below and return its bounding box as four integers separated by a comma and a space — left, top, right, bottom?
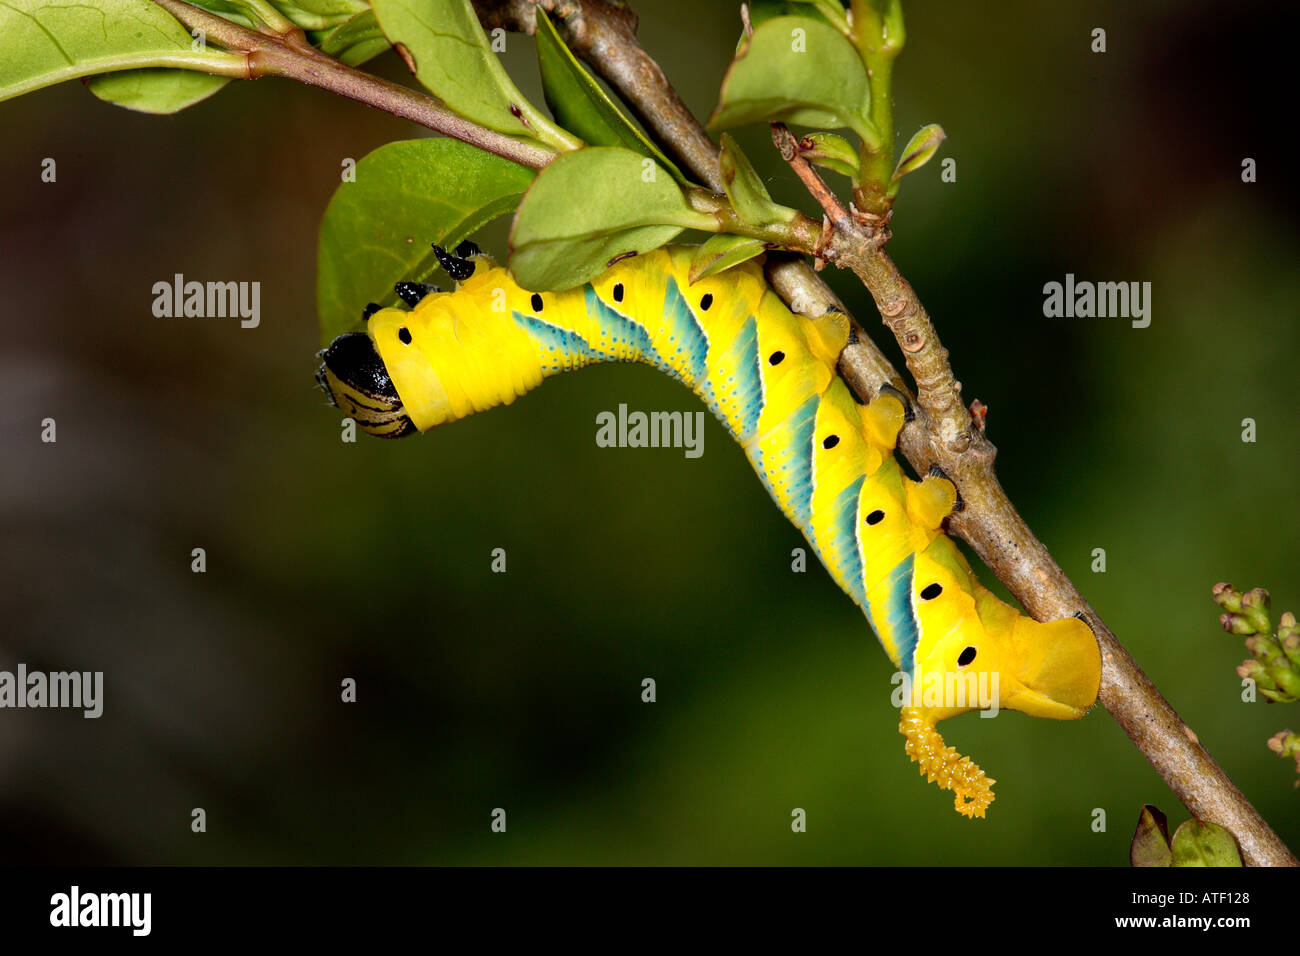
900, 707, 995, 819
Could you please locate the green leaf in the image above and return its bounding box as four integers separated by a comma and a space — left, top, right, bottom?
1169, 820, 1244, 867
187, 0, 359, 32
369, 0, 578, 152
801, 132, 860, 178
533, 9, 689, 186
0, 0, 247, 105
82, 0, 267, 114
315, 10, 390, 66
279, 0, 367, 15
275, 0, 369, 29
718, 133, 797, 227
1129, 805, 1172, 867
689, 234, 767, 283
709, 15, 877, 146
892, 123, 946, 181
509, 147, 715, 292
316, 138, 534, 342
87, 69, 230, 115
183, 0, 257, 29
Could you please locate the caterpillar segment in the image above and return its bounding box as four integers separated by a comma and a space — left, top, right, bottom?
316, 244, 1103, 816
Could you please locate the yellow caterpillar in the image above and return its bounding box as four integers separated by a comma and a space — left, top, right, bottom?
317, 242, 1102, 817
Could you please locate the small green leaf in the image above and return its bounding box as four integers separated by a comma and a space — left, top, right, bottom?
509, 147, 715, 291
183, 0, 257, 29
369, 0, 578, 152
278, 0, 367, 15
0, 0, 247, 105
189, 0, 359, 31
801, 132, 860, 179
1130, 805, 1172, 867
534, 9, 688, 185
892, 124, 946, 182
709, 15, 877, 146
87, 70, 230, 115
782, 0, 850, 33
317, 138, 534, 342
1169, 820, 1244, 867
275, 0, 369, 29
689, 234, 767, 283
719, 133, 797, 227
314, 10, 390, 66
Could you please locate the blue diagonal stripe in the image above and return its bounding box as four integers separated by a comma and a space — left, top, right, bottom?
882, 554, 920, 674
830, 476, 867, 607
661, 276, 710, 386
582, 285, 656, 360
727, 315, 763, 443
512, 312, 595, 371
784, 395, 819, 529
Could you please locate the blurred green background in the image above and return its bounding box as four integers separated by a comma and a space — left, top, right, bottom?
0, 0, 1296, 865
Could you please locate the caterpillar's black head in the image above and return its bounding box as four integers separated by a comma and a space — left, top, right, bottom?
316, 332, 416, 438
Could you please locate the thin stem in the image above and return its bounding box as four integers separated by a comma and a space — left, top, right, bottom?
687, 188, 822, 252
149, 0, 556, 172
834, 237, 972, 450
854, 55, 894, 215
849, 0, 901, 216
255, 46, 555, 170
771, 123, 855, 234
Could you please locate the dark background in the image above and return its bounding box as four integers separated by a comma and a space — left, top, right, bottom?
0, 0, 1296, 864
